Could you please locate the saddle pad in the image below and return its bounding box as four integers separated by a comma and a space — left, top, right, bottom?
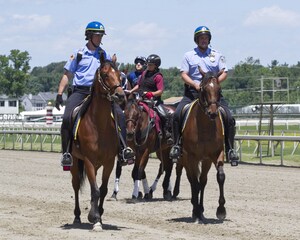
138, 101, 161, 134
181, 100, 224, 136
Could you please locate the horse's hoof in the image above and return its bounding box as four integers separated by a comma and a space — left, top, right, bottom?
92, 222, 103, 231
107, 192, 117, 201
163, 191, 172, 201
216, 206, 226, 220
144, 191, 153, 200
138, 191, 143, 199
73, 218, 81, 225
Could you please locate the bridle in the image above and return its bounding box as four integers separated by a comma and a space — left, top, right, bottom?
96, 61, 122, 102
125, 101, 153, 146
198, 76, 221, 116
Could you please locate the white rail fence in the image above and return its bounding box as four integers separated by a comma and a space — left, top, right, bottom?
0, 128, 299, 167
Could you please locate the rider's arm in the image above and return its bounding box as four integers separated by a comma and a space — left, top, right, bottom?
57, 70, 73, 95
217, 70, 227, 84
181, 71, 201, 91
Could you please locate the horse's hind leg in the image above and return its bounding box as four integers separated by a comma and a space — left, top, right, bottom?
111, 160, 122, 200
216, 164, 226, 220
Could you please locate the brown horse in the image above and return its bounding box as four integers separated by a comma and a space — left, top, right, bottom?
70, 53, 125, 231
125, 97, 174, 200
180, 71, 226, 222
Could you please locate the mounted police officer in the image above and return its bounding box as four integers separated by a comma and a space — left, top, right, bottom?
169, 26, 239, 166
55, 21, 135, 169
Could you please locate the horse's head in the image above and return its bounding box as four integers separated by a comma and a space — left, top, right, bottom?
198, 69, 222, 120
93, 51, 125, 104
124, 99, 141, 141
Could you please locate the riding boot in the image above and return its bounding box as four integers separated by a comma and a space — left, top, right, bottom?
225, 124, 239, 166
60, 129, 73, 167
169, 121, 181, 163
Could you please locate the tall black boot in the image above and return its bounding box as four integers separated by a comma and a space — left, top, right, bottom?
60, 128, 73, 167
169, 120, 181, 163
226, 124, 239, 166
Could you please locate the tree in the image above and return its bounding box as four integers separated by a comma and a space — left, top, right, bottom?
0, 50, 31, 98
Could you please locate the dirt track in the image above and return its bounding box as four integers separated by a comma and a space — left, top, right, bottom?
0, 150, 299, 240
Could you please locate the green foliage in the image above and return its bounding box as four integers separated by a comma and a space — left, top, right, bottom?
1, 49, 300, 108
0, 50, 31, 97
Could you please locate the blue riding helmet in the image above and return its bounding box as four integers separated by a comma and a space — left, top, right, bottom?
194, 26, 211, 44
85, 21, 106, 39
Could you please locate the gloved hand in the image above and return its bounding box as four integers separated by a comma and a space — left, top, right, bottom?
55, 94, 63, 110
144, 92, 154, 99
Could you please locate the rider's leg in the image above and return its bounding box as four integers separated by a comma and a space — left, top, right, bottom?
60, 126, 73, 167
156, 105, 173, 145
220, 98, 239, 166
114, 103, 135, 165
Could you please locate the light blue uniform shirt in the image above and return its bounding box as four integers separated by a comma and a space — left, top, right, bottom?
64, 45, 111, 87
180, 47, 227, 85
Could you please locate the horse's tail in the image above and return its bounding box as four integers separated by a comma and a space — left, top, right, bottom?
78, 159, 86, 189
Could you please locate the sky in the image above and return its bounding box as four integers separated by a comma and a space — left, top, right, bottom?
1, 0, 300, 70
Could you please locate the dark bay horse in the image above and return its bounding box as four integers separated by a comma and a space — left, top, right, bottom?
70, 53, 125, 231
124, 97, 174, 200
180, 71, 226, 222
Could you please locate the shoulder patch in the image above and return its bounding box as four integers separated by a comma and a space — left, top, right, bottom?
70, 54, 75, 60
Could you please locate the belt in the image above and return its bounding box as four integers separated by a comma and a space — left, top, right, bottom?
73, 85, 91, 91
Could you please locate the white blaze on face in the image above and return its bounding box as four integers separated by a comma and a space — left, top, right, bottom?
209, 82, 214, 88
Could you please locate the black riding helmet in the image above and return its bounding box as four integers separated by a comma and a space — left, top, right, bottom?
134, 56, 146, 65
146, 54, 161, 68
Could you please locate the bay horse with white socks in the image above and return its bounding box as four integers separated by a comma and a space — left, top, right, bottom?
69, 52, 125, 231
179, 70, 226, 222
124, 96, 174, 200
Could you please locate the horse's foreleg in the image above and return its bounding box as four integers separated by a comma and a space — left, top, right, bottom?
216, 164, 226, 220
71, 164, 81, 224
173, 163, 183, 199
84, 162, 101, 226
162, 161, 173, 201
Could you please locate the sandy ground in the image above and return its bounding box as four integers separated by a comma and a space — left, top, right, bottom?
0, 150, 299, 240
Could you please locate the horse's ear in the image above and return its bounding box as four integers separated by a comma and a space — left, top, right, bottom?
112, 54, 117, 64
198, 66, 206, 78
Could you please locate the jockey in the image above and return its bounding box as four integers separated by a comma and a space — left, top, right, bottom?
169, 25, 239, 166
55, 21, 135, 169
127, 56, 146, 88
129, 54, 173, 145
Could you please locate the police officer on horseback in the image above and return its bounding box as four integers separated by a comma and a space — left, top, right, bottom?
169, 25, 239, 166
129, 54, 173, 144
55, 21, 135, 168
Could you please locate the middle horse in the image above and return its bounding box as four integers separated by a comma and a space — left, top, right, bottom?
124, 96, 175, 200
178, 70, 227, 222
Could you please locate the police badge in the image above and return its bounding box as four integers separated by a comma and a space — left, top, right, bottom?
209, 53, 215, 62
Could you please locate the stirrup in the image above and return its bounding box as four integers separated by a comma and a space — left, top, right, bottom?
120, 147, 135, 166
61, 152, 73, 167
169, 145, 181, 163
228, 149, 239, 166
